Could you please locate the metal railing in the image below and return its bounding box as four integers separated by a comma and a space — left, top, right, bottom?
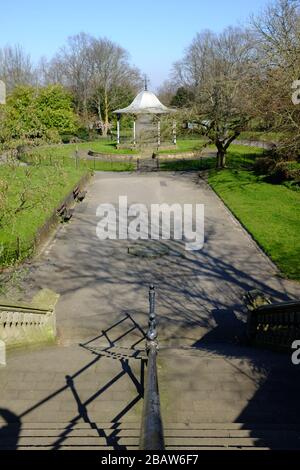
139, 286, 165, 450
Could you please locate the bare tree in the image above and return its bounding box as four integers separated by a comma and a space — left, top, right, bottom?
173, 27, 255, 168
48, 33, 93, 117
0, 45, 35, 91
36, 56, 61, 86
157, 80, 177, 106
88, 37, 141, 135
249, 0, 300, 156
42, 34, 142, 133
251, 0, 300, 72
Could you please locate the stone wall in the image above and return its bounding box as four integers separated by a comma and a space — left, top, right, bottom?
33, 172, 92, 255
86, 151, 135, 162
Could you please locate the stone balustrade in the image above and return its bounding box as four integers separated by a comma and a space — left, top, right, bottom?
0, 289, 59, 364
244, 290, 300, 351
0, 339, 5, 366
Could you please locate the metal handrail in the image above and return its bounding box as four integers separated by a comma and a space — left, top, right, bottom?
139, 286, 165, 450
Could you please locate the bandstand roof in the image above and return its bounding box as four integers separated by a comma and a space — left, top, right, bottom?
113, 90, 174, 115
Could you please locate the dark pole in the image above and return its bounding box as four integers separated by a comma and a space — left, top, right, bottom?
148, 285, 157, 342
140, 285, 165, 451
75, 148, 79, 169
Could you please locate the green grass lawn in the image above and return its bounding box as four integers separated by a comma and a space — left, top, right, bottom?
28, 138, 207, 159
2, 142, 299, 282
159, 145, 263, 171
0, 165, 89, 265
29, 139, 138, 159
23, 135, 284, 162
22, 146, 136, 171
159, 139, 207, 154
159, 157, 215, 172
84, 160, 135, 172
237, 131, 287, 143
208, 148, 300, 280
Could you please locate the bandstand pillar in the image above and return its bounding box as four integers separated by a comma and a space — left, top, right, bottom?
173, 120, 177, 145
117, 113, 121, 145
133, 117, 136, 146
157, 118, 161, 147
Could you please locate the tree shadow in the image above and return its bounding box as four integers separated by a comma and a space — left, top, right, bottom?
0, 314, 146, 450
193, 308, 247, 349
193, 309, 300, 450
2, 172, 299, 449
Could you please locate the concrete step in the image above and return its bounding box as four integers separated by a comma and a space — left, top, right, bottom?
0, 436, 139, 447
1, 422, 300, 450
2, 428, 300, 439
2, 421, 300, 430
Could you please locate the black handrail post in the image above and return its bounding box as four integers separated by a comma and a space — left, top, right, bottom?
139, 285, 165, 451
148, 285, 157, 342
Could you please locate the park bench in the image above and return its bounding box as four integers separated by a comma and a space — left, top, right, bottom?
73, 186, 87, 202
57, 204, 74, 223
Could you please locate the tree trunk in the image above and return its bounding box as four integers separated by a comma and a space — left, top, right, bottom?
97, 98, 102, 122
96, 98, 105, 135
216, 142, 226, 169
103, 90, 109, 137
221, 151, 226, 168
82, 90, 88, 122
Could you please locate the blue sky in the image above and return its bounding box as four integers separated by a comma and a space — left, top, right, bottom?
0, 0, 271, 89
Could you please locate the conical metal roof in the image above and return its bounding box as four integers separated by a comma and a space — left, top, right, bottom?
114, 90, 173, 115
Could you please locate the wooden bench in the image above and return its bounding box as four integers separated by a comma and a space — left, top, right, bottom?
57, 204, 74, 223
73, 186, 87, 202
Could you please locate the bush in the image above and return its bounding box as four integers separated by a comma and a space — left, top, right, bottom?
75, 128, 90, 141
61, 134, 81, 144
269, 161, 300, 183
290, 171, 300, 181
1, 85, 79, 145
253, 157, 276, 175
44, 129, 62, 144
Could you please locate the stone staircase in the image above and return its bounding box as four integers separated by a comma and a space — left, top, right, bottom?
1, 343, 300, 450
137, 157, 159, 172
1, 421, 300, 450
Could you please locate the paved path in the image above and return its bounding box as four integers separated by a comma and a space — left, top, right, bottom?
0, 172, 299, 450
19, 172, 300, 344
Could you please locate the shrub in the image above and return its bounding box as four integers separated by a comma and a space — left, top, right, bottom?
253, 157, 276, 175
61, 134, 81, 144
75, 127, 90, 141
44, 129, 61, 144
269, 161, 300, 183
1, 85, 79, 145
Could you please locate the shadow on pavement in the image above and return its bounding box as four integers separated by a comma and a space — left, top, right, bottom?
0, 315, 146, 450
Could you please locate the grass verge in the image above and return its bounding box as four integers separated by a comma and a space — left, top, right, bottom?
0, 164, 89, 266
27, 138, 208, 158
208, 147, 300, 280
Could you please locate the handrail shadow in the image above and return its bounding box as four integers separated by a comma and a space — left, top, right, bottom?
0, 313, 147, 450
